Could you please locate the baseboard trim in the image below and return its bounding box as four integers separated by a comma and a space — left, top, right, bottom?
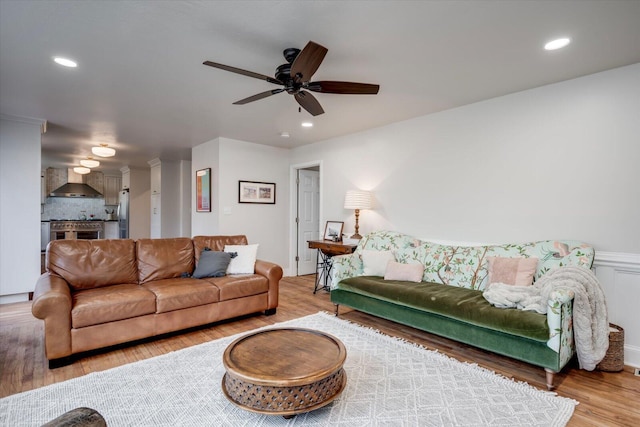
624, 344, 640, 368
0, 293, 30, 305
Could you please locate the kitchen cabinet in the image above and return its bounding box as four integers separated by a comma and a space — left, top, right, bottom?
84, 171, 104, 194
121, 168, 130, 189
41, 221, 50, 251
104, 221, 119, 239
103, 175, 122, 205
119, 166, 150, 240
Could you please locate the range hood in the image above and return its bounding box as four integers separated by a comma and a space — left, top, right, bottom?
49, 169, 103, 198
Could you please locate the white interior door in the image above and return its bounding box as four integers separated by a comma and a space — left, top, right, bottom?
297, 169, 320, 275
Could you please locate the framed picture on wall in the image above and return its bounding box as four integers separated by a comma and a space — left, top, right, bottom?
196, 168, 211, 212
323, 221, 344, 241
239, 181, 276, 204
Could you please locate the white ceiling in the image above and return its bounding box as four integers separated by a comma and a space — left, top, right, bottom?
1, 1, 639, 171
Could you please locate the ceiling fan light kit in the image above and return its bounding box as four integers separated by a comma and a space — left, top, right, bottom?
204, 41, 380, 116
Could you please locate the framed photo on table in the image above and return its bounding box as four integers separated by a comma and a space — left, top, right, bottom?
239, 181, 276, 204
323, 221, 344, 241
196, 168, 211, 212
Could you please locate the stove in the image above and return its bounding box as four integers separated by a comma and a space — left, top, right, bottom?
50, 220, 103, 240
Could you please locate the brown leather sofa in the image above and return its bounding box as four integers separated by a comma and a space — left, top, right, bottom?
32, 235, 282, 367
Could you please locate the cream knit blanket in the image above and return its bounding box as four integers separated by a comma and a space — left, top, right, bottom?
483, 266, 609, 370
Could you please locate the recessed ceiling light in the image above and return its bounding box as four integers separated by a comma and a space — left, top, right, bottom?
301, 122, 313, 128
53, 57, 78, 68
280, 132, 290, 138
544, 38, 571, 51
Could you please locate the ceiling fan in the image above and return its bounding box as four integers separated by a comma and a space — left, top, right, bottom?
203, 41, 380, 116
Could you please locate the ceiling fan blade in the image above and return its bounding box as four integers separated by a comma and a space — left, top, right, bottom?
233, 89, 284, 105
290, 41, 328, 83
307, 81, 380, 94
294, 91, 325, 116
203, 61, 283, 85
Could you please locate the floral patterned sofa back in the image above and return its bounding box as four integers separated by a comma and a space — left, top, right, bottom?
334, 230, 594, 290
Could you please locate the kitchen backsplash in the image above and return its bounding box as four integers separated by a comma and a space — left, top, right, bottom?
42, 197, 118, 220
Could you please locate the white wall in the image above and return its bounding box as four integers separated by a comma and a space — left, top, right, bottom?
218, 138, 290, 268
290, 63, 640, 367
0, 115, 43, 302
291, 64, 640, 253
191, 137, 290, 268
178, 160, 192, 236
191, 138, 220, 236
159, 159, 181, 238
126, 167, 150, 240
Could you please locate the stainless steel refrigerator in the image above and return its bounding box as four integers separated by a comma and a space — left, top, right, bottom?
118, 189, 130, 238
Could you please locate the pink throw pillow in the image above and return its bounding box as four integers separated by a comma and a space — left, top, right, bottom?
487, 257, 539, 286
384, 261, 424, 283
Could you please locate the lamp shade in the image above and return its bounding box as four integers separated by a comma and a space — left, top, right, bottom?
92, 144, 116, 157
344, 190, 373, 210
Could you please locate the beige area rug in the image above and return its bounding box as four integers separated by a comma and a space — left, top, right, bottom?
0, 312, 576, 426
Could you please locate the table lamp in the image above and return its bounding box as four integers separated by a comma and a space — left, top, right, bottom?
344, 190, 373, 239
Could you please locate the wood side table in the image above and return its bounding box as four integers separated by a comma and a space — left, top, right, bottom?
307, 240, 357, 293
222, 328, 347, 418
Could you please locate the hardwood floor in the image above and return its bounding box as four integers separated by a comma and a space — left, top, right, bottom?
1, 275, 638, 426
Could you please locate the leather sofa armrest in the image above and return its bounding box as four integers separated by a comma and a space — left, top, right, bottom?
32, 274, 73, 360
255, 259, 283, 310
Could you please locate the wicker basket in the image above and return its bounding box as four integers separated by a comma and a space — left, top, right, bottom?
597, 323, 624, 372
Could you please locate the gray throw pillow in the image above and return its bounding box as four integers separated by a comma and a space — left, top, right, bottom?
192, 251, 235, 278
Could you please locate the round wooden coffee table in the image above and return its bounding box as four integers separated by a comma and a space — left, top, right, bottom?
221, 327, 347, 418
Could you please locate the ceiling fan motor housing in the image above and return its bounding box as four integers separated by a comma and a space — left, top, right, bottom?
275, 63, 292, 84
283, 48, 300, 63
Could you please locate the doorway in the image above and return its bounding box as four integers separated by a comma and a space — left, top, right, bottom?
291, 162, 321, 276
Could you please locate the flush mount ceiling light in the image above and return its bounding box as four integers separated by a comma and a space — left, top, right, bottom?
80, 157, 100, 168
92, 143, 116, 157
301, 122, 313, 128
73, 166, 91, 175
53, 56, 77, 68
544, 38, 571, 51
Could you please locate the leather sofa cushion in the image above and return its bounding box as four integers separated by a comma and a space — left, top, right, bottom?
142, 278, 220, 313
48, 240, 138, 291
193, 235, 248, 263
72, 283, 156, 328
137, 238, 194, 284
205, 274, 268, 301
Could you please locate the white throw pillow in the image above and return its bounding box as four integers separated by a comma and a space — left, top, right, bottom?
384, 261, 424, 283
224, 244, 259, 274
361, 250, 395, 276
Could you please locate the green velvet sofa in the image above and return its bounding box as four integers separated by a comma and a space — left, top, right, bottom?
330, 231, 595, 389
